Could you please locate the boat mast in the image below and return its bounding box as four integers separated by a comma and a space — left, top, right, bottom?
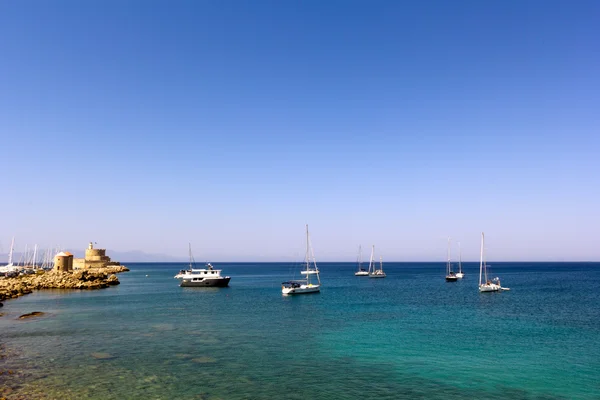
188, 243, 193, 270
23, 244, 29, 266
305, 224, 310, 273
479, 232, 484, 286
379, 256, 383, 272
368, 245, 375, 274
458, 242, 462, 273
7, 237, 14, 266
32, 244, 38, 268
357, 245, 362, 272
446, 237, 451, 274
483, 234, 488, 283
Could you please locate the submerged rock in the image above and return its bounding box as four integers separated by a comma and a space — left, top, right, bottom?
90, 352, 115, 360
191, 356, 217, 364
18, 311, 45, 319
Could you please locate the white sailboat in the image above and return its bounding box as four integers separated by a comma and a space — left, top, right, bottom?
368, 245, 386, 278
0, 237, 18, 274
354, 245, 369, 276
282, 225, 321, 295
445, 237, 458, 281
478, 232, 508, 292
456, 242, 464, 279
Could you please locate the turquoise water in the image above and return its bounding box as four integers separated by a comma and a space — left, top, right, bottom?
1, 262, 599, 399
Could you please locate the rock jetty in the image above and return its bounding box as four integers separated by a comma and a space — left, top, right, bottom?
0, 266, 129, 302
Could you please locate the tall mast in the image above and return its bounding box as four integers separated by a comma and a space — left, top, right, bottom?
483, 233, 488, 283
305, 224, 309, 272
446, 237, 451, 274
368, 245, 375, 274
458, 242, 462, 273
188, 243, 193, 269
32, 244, 38, 268
479, 232, 484, 286
357, 245, 362, 271
7, 237, 14, 265
24, 244, 29, 266
379, 256, 383, 272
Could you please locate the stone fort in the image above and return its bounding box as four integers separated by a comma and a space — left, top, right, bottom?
72, 242, 122, 269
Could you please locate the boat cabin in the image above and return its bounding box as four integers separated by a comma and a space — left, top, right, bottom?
281, 281, 302, 288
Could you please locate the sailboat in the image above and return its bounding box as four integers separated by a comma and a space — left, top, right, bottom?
478, 232, 508, 292
455, 242, 465, 279
282, 225, 321, 295
0, 237, 18, 275
354, 245, 369, 276
175, 244, 231, 287
368, 246, 386, 278
445, 237, 458, 281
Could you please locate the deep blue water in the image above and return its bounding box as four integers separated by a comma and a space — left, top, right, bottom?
1, 262, 599, 399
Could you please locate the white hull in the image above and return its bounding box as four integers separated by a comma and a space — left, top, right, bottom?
355, 271, 369, 276
282, 284, 320, 295
0, 264, 17, 273
455, 272, 464, 279
479, 283, 501, 292
369, 272, 386, 278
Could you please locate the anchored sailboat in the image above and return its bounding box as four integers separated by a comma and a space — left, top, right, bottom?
455, 242, 464, 279
445, 237, 458, 281
368, 245, 386, 278
282, 225, 321, 295
478, 232, 509, 292
355, 245, 369, 276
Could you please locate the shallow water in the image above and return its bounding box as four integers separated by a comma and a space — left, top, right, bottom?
1, 262, 599, 399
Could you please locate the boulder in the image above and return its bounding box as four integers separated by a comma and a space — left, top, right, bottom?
18, 311, 45, 319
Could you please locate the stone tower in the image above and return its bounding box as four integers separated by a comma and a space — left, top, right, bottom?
54, 252, 74, 272
73, 242, 121, 269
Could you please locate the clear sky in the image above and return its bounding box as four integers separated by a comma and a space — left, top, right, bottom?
1, 0, 599, 262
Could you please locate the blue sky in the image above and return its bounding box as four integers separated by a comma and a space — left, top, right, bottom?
1, 0, 599, 262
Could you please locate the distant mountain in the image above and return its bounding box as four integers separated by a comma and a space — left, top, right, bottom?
106, 250, 186, 263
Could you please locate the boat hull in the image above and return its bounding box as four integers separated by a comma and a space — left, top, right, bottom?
180, 277, 231, 287
455, 273, 464, 279
479, 283, 501, 292
282, 284, 320, 295
355, 271, 369, 276
446, 275, 458, 282
369, 274, 386, 278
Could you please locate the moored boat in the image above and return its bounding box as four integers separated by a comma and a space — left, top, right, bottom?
368, 246, 386, 278
354, 245, 369, 276
175, 244, 230, 287
282, 225, 321, 295
455, 241, 465, 279
445, 238, 458, 282
478, 233, 508, 292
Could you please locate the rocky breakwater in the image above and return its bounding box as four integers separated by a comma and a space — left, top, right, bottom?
0, 266, 129, 302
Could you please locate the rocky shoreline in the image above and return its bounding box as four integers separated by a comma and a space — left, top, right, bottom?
0, 266, 129, 303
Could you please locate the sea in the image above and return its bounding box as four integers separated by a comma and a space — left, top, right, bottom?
1, 262, 599, 400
